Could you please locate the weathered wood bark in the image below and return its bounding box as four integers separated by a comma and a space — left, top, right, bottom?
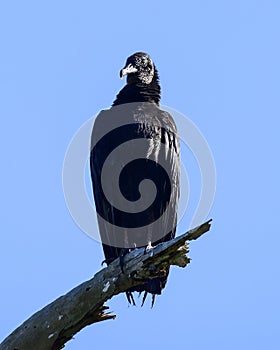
0, 220, 212, 350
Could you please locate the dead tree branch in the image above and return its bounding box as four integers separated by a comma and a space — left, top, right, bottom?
0, 219, 212, 350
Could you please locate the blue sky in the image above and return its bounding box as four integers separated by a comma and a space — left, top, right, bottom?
1, 1, 280, 349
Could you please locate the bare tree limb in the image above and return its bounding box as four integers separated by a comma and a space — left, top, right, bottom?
0, 219, 212, 350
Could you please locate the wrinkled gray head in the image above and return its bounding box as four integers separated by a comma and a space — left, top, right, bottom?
120, 52, 155, 85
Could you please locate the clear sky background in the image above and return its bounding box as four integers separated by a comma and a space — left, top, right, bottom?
1, 1, 279, 349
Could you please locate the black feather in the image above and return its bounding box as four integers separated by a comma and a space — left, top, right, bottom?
90, 52, 180, 306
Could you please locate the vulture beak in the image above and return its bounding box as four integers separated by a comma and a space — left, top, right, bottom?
120, 63, 138, 78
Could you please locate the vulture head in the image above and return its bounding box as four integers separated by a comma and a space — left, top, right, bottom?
120, 52, 156, 85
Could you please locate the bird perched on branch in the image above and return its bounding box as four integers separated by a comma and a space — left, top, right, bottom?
90, 52, 180, 306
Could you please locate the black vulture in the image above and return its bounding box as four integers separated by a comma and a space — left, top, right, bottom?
90, 52, 180, 306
